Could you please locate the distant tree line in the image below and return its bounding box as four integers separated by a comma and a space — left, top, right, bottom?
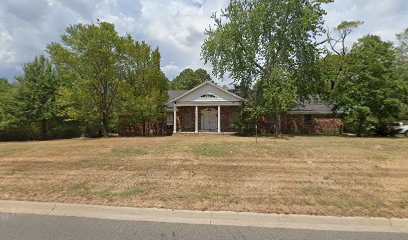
0, 21, 169, 140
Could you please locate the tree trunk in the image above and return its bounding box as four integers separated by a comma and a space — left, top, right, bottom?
276, 112, 282, 135
101, 113, 109, 138
81, 124, 89, 138
100, 78, 109, 138
41, 119, 47, 140
357, 120, 363, 137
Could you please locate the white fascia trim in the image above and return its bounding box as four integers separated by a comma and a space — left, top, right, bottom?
169, 81, 245, 103
175, 102, 241, 107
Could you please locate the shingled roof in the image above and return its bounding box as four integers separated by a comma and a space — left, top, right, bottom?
166, 90, 189, 108
289, 99, 335, 114
166, 89, 336, 114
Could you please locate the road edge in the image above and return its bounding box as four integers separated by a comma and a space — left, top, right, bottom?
0, 200, 407, 233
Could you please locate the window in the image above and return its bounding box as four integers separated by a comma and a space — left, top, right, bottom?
183, 113, 193, 129
166, 113, 173, 125
304, 115, 312, 124
200, 93, 217, 98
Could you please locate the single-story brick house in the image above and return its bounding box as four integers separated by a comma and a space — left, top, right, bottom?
166, 81, 343, 134
118, 81, 342, 136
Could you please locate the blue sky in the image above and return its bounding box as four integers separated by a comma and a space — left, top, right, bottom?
0, 0, 407, 84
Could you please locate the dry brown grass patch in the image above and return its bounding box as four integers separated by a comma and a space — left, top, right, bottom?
0, 135, 407, 217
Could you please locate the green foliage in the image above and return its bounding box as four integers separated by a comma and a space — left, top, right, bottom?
327, 21, 364, 56
2, 22, 169, 140
319, 54, 345, 96
194, 68, 212, 82
202, 0, 331, 133
336, 21, 364, 30
48, 21, 125, 137
323, 21, 363, 101
395, 28, 408, 107
344, 106, 374, 137
14, 55, 61, 140
323, 34, 405, 135
396, 28, 408, 64
0, 78, 17, 130
348, 35, 403, 129
253, 70, 297, 117
231, 103, 251, 134
118, 40, 169, 134
48, 21, 169, 137
0, 56, 80, 141
56, 82, 100, 136
169, 68, 212, 90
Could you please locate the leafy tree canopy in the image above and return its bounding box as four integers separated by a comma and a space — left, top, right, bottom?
202, 0, 332, 133
14, 55, 60, 139
118, 42, 169, 132
395, 28, 408, 108
325, 34, 404, 135
49, 21, 169, 137
396, 28, 408, 64
0, 78, 17, 130
170, 68, 212, 90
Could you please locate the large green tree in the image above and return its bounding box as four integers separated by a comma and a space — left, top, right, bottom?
56, 78, 100, 137
395, 28, 408, 109
321, 21, 363, 95
48, 21, 126, 137
0, 78, 17, 130
169, 68, 212, 90
119, 40, 169, 135
328, 35, 403, 135
194, 68, 212, 83
201, 0, 332, 134
14, 55, 60, 140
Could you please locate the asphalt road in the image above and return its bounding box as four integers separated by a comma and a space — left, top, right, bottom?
1, 213, 407, 240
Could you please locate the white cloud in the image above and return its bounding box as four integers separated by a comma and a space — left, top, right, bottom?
161, 63, 182, 80
0, 26, 15, 64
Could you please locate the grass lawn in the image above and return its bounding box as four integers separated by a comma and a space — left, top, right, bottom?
0, 134, 407, 218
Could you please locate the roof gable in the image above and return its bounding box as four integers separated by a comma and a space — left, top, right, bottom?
168, 90, 188, 101
170, 81, 244, 103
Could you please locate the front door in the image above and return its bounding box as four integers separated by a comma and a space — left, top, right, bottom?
201, 108, 217, 131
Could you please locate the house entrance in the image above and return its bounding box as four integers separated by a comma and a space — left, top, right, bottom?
200, 108, 217, 131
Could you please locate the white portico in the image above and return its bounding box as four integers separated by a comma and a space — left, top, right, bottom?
168, 82, 244, 133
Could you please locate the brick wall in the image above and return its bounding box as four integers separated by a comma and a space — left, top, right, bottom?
177, 106, 195, 132
282, 114, 311, 133
221, 106, 239, 132
285, 114, 344, 134
312, 117, 343, 134
258, 114, 343, 134
258, 115, 276, 134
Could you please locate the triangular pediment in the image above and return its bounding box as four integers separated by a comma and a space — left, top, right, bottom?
170, 82, 244, 104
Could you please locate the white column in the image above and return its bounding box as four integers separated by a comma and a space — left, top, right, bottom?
195, 106, 198, 133
217, 105, 221, 133
173, 105, 177, 133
